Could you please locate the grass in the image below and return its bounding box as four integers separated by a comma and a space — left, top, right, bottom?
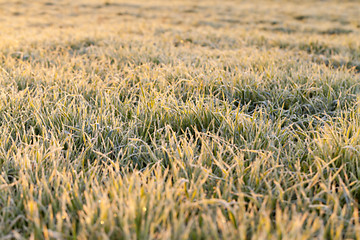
0, 0, 360, 239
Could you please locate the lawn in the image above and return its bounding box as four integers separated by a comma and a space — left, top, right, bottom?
0, 0, 360, 239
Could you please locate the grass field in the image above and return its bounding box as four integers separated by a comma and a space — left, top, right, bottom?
0, 0, 360, 239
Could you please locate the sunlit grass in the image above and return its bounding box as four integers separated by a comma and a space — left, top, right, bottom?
0, 0, 360, 239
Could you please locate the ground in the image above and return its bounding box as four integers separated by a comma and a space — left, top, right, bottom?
0, 0, 360, 239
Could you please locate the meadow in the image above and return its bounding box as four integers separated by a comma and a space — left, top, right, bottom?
0, 0, 360, 239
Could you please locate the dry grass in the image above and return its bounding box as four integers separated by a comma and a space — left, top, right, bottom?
0, 0, 360, 239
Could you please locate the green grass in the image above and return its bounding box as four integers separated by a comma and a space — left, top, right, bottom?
0, 0, 360, 239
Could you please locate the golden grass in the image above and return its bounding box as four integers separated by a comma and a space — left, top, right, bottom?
0, 0, 360, 239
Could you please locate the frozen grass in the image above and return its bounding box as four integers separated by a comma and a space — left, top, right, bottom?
0, 0, 360, 239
